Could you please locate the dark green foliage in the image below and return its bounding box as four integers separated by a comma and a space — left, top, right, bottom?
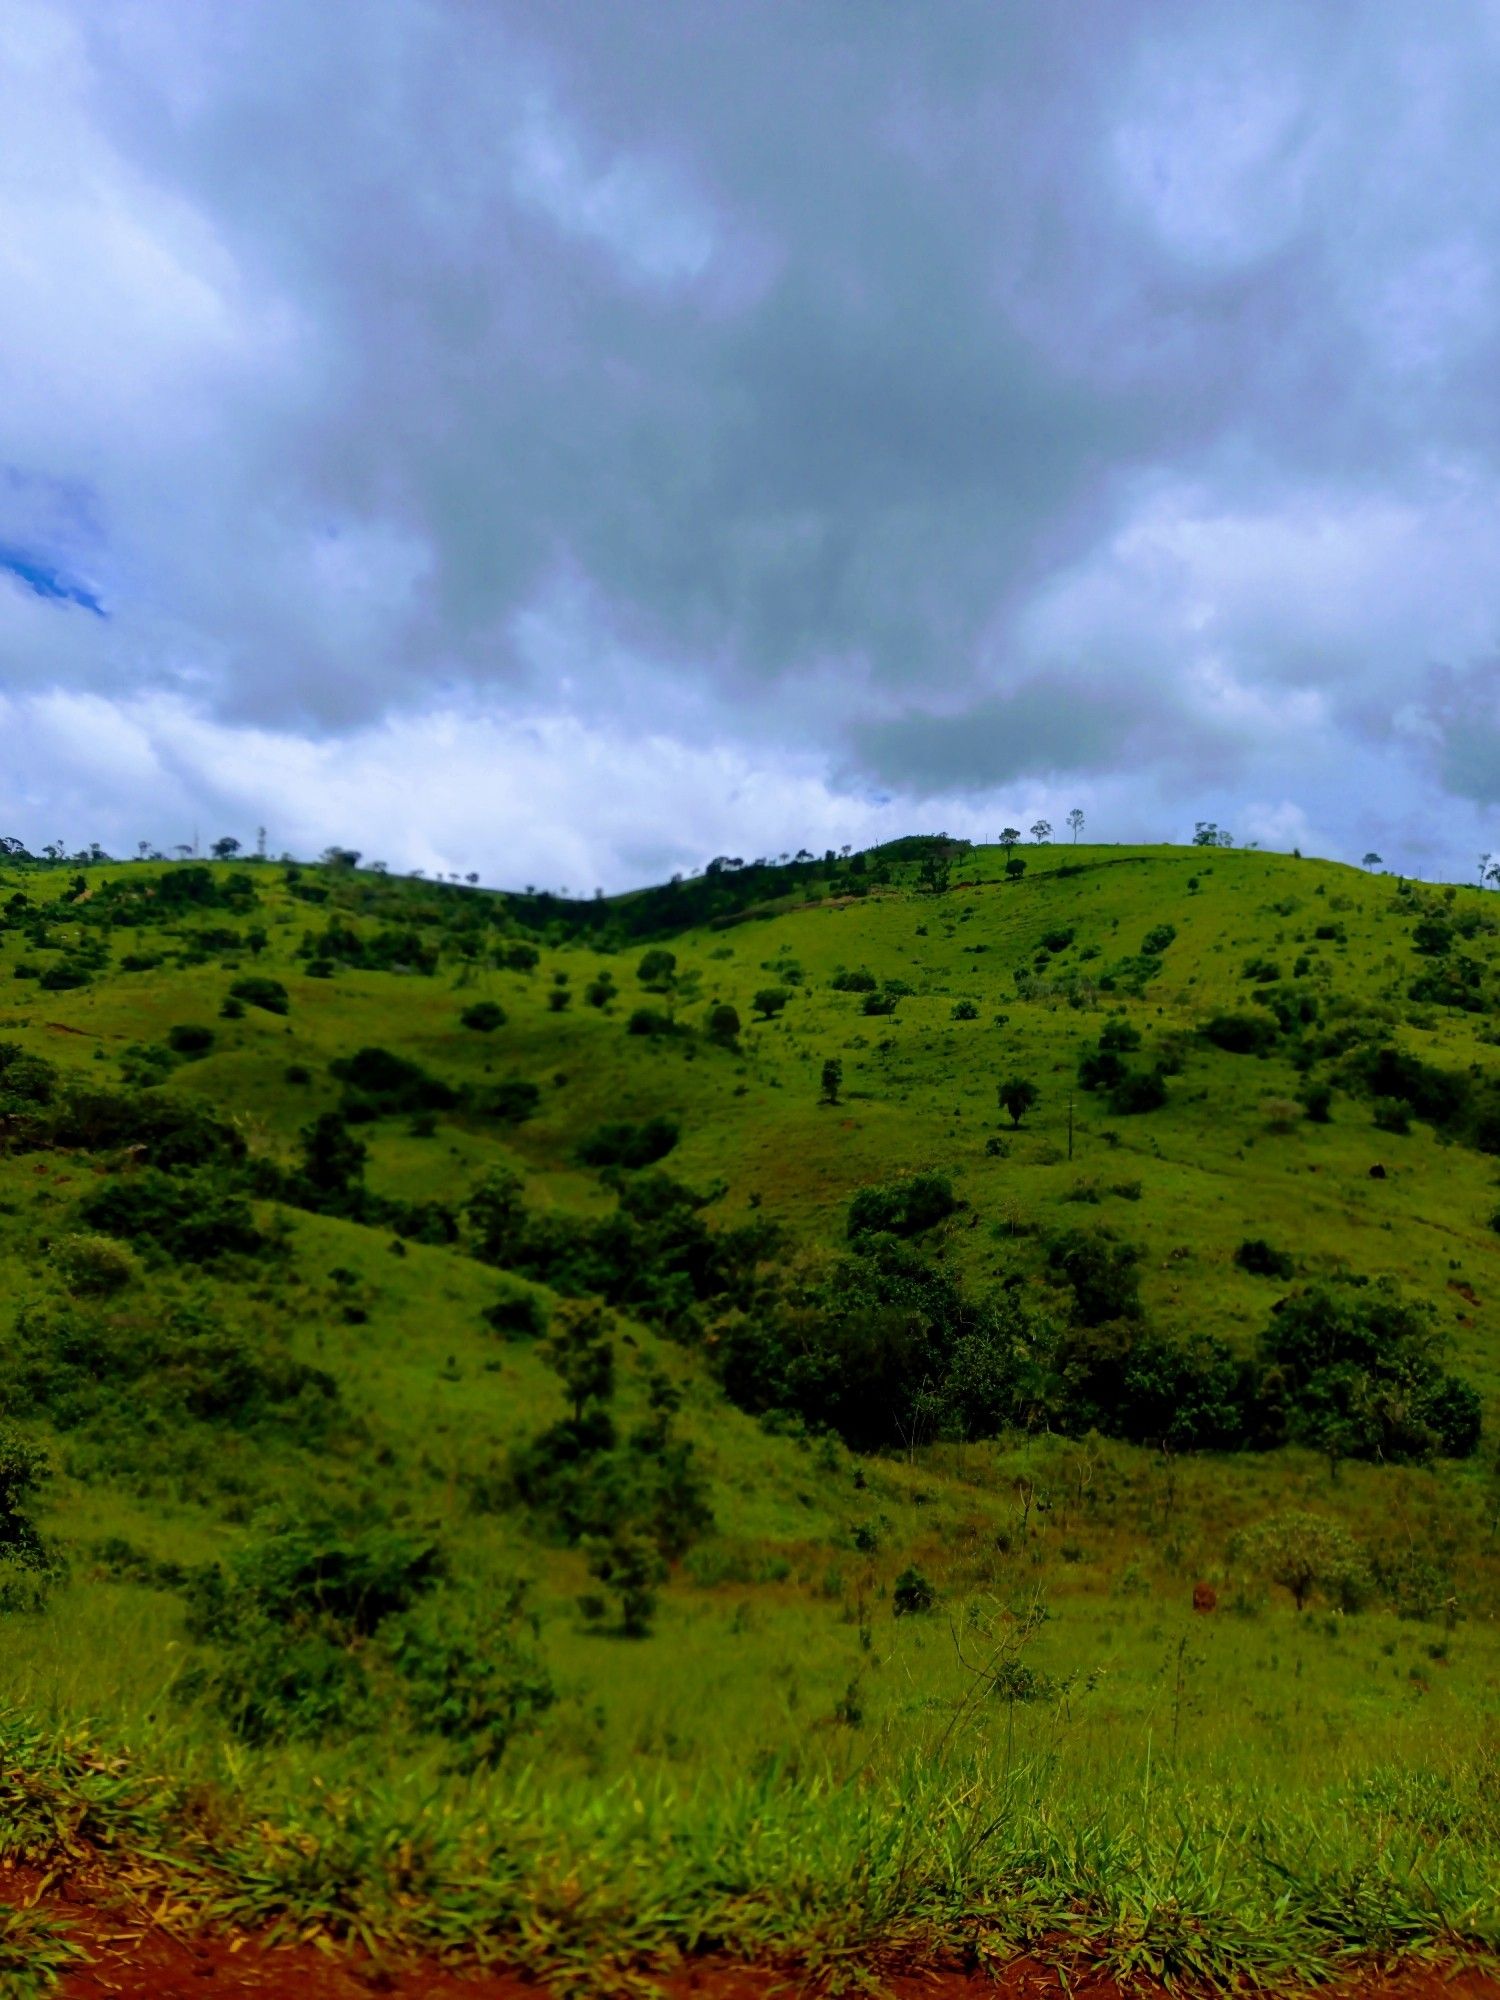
1301, 1083, 1333, 1123
576, 1117, 680, 1170
381, 1594, 555, 1768
1047, 1228, 1142, 1325
480, 1078, 541, 1125
830, 969, 877, 992
1409, 957, 1487, 1011
1039, 927, 1075, 954
951, 1000, 979, 1021
1373, 1098, 1411, 1135
329, 1045, 457, 1121
1236, 1239, 1295, 1280
44, 1090, 245, 1171
5, 1296, 336, 1440
583, 1528, 667, 1637
298, 1112, 368, 1198
846, 1173, 956, 1239
1141, 924, 1177, 954
481, 1286, 549, 1341
460, 1000, 507, 1032
1202, 1013, 1278, 1054
1099, 1017, 1142, 1052
0, 1042, 57, 1113
38, 960, 90, 991
706, 1003, 741, 1045
1258, 1282, 1481, 1463
861, 992, 898, 1016
998, 1076, 1038, 1126
892, 1566, 935, 1616
228, 976, 289, 1015
584, 972, 617, 1008
753, 988, 790, 1019
1005, 857, 1026, 880
1108, 1068, 1168, 1115
1411, 917, 1453, 956
627, 1007, 683, 1039
0, 1431, 53, 1581
821, 1058, 843, 1103
636, 948, 677, 989
497, 942, 540, 972
167, 1024, 215, 1057
78, 1171, 266, 1264
543, 1301, 616, 1420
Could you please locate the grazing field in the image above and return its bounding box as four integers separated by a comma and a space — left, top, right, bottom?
0, 836, 1497, 1994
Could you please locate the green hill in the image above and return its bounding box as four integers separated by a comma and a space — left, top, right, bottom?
0, 839, 1498, 1991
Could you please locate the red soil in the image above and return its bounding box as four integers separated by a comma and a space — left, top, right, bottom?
12, 1873, 1500, 2000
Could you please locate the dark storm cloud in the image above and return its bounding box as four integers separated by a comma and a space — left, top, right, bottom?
1, 0, 1499, 878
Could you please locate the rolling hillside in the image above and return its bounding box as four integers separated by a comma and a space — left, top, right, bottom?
0, 837, 1497, 1993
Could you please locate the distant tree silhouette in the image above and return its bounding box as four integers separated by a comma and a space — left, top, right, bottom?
1066, 808, 1084, 843
211, 837, 241, 860
1029, 820, 1051, 845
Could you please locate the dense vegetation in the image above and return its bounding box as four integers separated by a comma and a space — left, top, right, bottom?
1, 834, 1499, 1992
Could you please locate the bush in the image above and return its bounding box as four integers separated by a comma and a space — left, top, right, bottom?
1039, 927, 1075, 954
626, 1008, 682, 1039
1047, 1228, 1142, 1325
460, 1000, 507, 1032
1235, 1239, 1294, 1280
576, 1118, 680, 1170
705, 1003, 741, 1046
481, 1078, 541, 1125
753, 988, 790, 1020
846, 1173, 957, 1239
51, 1234, 137, 1298
167, 1024, 215, 1058
1099, 1017, 1141, 1052
1109, 1068, 1168, 1115
1236, 1513, 1370, 1613
1373, 1098, 1411, 1135
830, 969, 877, 992
892, 1566, 935, 1616
330, 1046, 457, 1120
636, 948, 677, 990
228, 976, 289, 1015
1202, 1013, 1278, 1054
482, 1287, 549, 1341
1301, 1083, 1333, 1123
951, 1000, 979, 1021
1141, 924, 1177, 954
861, 992, 898, 1016
78, 1171, 266, 1264
383, 1595, 555, 1767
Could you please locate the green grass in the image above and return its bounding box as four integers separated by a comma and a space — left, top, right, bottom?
0, 840, 1497, 1988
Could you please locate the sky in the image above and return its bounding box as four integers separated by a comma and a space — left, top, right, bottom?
1, 0, 1499, 890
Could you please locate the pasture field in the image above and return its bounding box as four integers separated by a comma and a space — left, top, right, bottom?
0, 836, 1497, 1993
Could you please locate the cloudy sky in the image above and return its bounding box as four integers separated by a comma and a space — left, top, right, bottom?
2, 1, 1498, 888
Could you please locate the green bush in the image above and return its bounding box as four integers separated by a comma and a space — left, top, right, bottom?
167, 1024, 215, 1058
460, 1000, 507, 1032
846, 1173, 957, 1239
830, 969, 877, 992
78, 1171, 266, 1264
228, 976, 289, 1015
576, 1118, 680, 1169
51, 1234, 137, 1298
892, 1566, 935, 1616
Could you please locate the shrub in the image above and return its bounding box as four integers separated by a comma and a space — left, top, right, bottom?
228, 976, 289, 1015
1039, 927, 1075, 954
861, 992, 898, 1016
1373, 1098, 1411, 1135
1235, 1239, 1294, 1280
1301, 1083, 1333, 1123
78, 1171, 266, 1264
1235, 1513, 1370, 1613
51, 1234, 137, 1298
330, 1046, 458, 1120
951, 1000, 979, 1021
892, 1566, 935, 1617
460, 1000, 507, 1032
1141, 924, 1177, 954
481, 1287, 549, 1341
1202, 1013, 1278, 1054
1109, 1069, 1168, 1115
497, 942, 540, 973
705, 1003, 741, 1046
998, 1076, 1038, 1126
576, 1118, 680, 1170
636, 948, 678, 990
1099, 1017, 1142, 1052
383, 1594, 555, 1768
481, 1078, 541, 1125
1047, 1227, 1142, 1325
627, 1008, 681, 1039
830, 969, 877, 992
846, 1173, 957, 1239
167, 1024, 215, 1058
753, 988, 790, 1019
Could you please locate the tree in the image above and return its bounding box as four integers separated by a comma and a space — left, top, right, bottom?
820, 1058, 843, 1105
1005, 856, 1027, 882
706, 1002, 741, 1046
321, 847, 361, 868
998, 1076, 1038, 1127
1067, 808, 1085, 843
752, 987, 790, 1020
1030, 820, 1051, 844
211, 837, 241, 860
1481, 853, 1493, 887
1362, 852, 1382, 871
543, 1301, 616, 1422
1192, 821, 1219, 847
918, 851, 951, 895
1236, 1512, 1369, 1613
999, 827, 1021, 856
299, 1112, 367, 1198
583, 1527, 666, 1638
636, 948, 676, 989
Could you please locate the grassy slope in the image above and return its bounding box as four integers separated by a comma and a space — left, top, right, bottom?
0, 842, 1498, 1988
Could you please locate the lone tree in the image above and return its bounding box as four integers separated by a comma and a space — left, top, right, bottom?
821, 1057, 843, 1105
543, 1301, 616, 1422
1030, 820, 1051, 844
211, 836, 241, 860
706, 1002, 741, 1046
1362, 851, 1382, 871
918, 850, 951, 895
1005, 856, 1027, 881
999, 827, 1021, 856
1066, 808, 1085, 843
1236, 1512, 1370, 1613
752, 987, 790, 1020
998, 1076, 1039, 1127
